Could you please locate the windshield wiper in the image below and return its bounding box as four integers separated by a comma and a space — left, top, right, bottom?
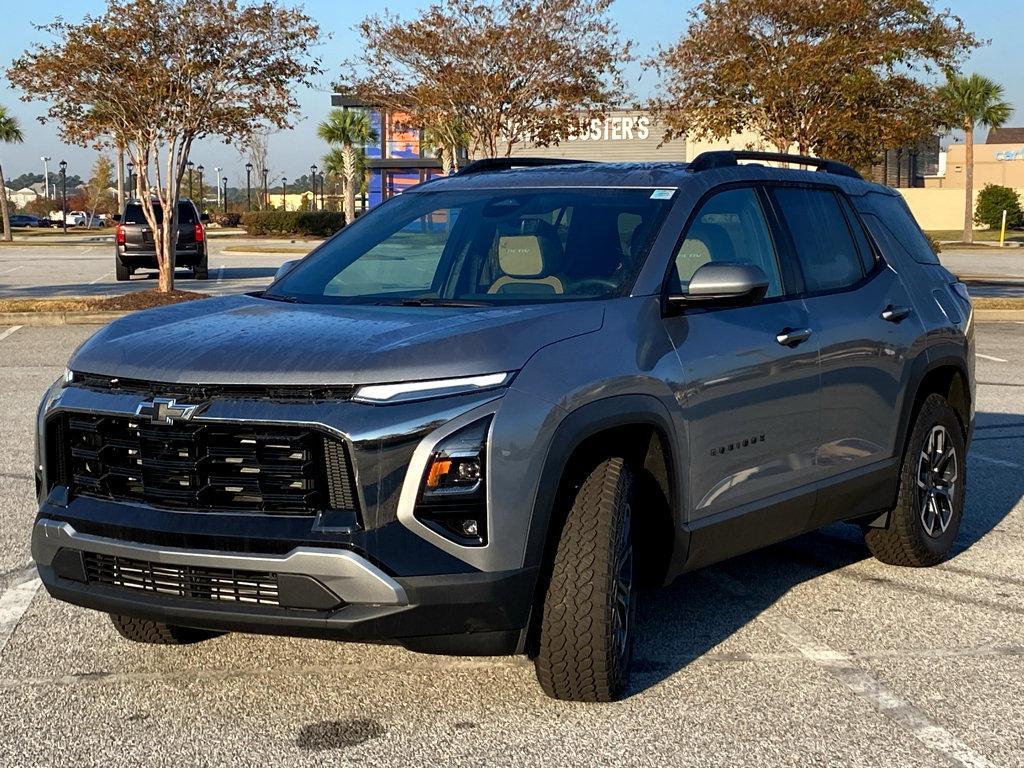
380, 297, 491, 308
259, 292, 306, 304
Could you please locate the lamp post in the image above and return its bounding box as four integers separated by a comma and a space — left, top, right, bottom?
310, 164, 318, 211
126, 160, 134, 198
213, 166, 222, 209
319, 172, 326, 211
245, 162, 253, 211
40, 156, 51, 199
281, 177, 288, 210
187, 161, 194, 200
197, 165, 205, 212
262, 168, 269, 209
58, 160, 67, 234
222, 177, 228, 214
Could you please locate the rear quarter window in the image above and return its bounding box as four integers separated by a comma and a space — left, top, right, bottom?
861, 191, 939, 265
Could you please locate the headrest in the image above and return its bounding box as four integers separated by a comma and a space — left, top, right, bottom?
675, 237, 712, 264
498, 235, 550, 278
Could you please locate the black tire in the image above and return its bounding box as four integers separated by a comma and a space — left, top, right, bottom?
193, 261, 209, 280
109, 614, 222, 645
865, 393, 966, 567
115, 258, 132, 281
534, 456, 636, 702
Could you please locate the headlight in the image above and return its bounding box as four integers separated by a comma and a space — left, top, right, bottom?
63, 368, 76, 385
415, 417, 491, 545
352, 372, 512, 404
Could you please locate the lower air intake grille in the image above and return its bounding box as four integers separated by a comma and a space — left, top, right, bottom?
60, 413, 358, 516
84, 551, 280, 606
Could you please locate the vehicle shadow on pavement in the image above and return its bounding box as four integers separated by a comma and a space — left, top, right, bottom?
628, 410, 1022, 697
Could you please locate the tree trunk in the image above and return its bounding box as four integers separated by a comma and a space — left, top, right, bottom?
963, 121, 974, 245
341, 143, 356, 224
116, 145, 125, 210
0, 161, 11, 242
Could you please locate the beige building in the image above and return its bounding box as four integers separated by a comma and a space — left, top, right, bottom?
926, 127, 1024, 189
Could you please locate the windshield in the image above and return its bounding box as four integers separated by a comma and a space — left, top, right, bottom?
266, 187, 674, 305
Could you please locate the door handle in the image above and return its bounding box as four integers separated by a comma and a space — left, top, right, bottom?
776, 327, 813, 347
881, 305, 911, 323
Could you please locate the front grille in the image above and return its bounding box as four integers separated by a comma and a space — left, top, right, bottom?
59, 413, 358, 515
74, 373, 356, 402
84, 551, 279, 605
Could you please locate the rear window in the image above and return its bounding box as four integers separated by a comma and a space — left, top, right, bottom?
121, 201, 197, 225
862, 192, 939, 265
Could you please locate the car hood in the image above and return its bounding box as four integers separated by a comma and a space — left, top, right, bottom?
69, 294, 605, 385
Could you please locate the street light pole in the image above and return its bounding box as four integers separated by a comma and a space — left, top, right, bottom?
126, 160, 134, 199
262, 168, 269, 209
319, 172, 326, 211
197, 166, 205, 213
245, 163, 253, 211
187, 161, 194, 201
58, 160, 67, 234
40, 156, 51, 199
222, 177, 228, 214
281, 177, 288, 210
310, 164, 318, 211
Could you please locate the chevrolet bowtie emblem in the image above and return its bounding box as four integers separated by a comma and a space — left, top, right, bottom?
135, 397, 202, 425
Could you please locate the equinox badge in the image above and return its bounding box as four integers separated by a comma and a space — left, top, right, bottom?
135, 397, 202, 425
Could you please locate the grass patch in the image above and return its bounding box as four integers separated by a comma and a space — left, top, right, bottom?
926, 229, 1024, 244
0, 289, 208, 314
972, 297, 1024, 310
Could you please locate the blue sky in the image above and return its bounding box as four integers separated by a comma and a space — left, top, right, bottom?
1, 0, 1022, 184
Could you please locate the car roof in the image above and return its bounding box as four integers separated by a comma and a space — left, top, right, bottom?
411, 157, 894, 198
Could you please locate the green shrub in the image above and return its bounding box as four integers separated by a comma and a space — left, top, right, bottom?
974, 184, 1023, 230
925, 232, 942, 255
241, 210, 346, 237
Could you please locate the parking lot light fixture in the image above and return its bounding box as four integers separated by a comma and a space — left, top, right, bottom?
197, 165, 204, 212
126, 160, 134, 198
282, 177, 288, 210
310, 164, 318, 211
245, 162, 253, 211
222, 177, 228, 214
262, 168, 269, 208
187, 161, 195, 200
320, 172, 326, 210
58, 160, 67, 234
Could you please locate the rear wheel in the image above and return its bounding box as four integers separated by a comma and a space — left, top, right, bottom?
865, 393, 966, 567
534, 456, 636, 702
109, 614, 223, 645
114, 258, 132, 281
193, 259, 209, 280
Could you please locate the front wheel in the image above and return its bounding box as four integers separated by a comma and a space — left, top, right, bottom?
109, 614, 223, 645
534, 456, 636, 702
865, 393, 966, 567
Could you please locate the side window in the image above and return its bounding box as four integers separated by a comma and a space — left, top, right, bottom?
838, 195, 875, 274
864, 191, 940, 265
771, 187, 864, 293
671, 187, 784, 298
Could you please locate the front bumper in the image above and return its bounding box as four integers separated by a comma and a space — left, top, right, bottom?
32, 518, 535, 655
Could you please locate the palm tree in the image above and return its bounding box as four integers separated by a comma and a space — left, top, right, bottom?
317, 109, 377, 223
938, 74, 1013, 244
0, 106, 25, 242
423, 116, 470, 175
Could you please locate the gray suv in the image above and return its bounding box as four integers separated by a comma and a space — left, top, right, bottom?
33, 152, 974, 701
114, 198, 209, 281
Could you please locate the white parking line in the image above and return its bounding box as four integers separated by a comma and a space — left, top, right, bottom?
976, 353, 1008, 363
0, 326, 23, 342
217, 264, 225, 285
715, 573, 992, 768
971, 452, 1024, 470
1, 265, 25, 275
89, 271, 113, 285
0, 575, 41, 656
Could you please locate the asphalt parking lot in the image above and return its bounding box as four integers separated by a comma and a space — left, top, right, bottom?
0, 320, 1021, 766
0, 239, 297, 298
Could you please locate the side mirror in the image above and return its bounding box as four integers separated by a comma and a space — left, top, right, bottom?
667, 262, 769, 310
274, 259, 299, 282
111, 214, 121, 222
200, 213, 210, 223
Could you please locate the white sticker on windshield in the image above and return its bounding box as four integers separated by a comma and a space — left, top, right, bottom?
650, 188, 676, 200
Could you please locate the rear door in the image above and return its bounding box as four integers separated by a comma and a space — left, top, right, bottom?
661, 185, 820, 532
768, 185, 924, 519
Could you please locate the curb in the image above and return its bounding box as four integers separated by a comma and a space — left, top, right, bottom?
0, 311, 127, 326
2, 308, 1022, 326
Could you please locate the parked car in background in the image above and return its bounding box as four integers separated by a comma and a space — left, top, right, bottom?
112, 198, 208, 280
8, 213, 50, 228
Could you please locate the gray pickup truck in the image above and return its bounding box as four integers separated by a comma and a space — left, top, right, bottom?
113, 198, 209, 280
34, 152, 974, 701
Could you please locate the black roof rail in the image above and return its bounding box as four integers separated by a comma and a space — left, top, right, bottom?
687, 150, 863, 180
456, 157, 593, 176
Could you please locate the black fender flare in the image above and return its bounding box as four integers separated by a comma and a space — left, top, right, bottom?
522, 393, 682, 570
894, 347, 972, 462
